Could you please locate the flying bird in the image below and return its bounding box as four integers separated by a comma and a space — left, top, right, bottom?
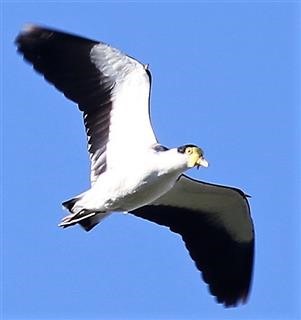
15, 24, 254, 307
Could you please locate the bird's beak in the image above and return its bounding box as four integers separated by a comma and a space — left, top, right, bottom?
196, 157, 209, 169
187, 147, 209, 169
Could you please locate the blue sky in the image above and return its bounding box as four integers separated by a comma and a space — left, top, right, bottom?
2, 2, 300, 319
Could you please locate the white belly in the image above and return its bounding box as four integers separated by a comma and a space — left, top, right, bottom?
111, 171, 179, 211
79, 168, 181, 213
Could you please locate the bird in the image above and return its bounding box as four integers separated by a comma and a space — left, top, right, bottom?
15, 24, 254, 308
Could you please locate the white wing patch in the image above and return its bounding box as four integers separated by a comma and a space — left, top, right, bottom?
90, 44, 157, 172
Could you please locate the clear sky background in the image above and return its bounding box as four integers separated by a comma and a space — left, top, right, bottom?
2, 2, 300, 320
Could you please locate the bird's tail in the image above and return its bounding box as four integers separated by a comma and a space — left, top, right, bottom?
59, 196, 109, 231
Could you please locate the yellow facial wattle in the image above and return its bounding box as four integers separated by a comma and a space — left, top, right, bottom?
187, 147, 209, 168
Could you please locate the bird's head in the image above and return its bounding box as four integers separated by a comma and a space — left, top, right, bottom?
177, 144, 209, 169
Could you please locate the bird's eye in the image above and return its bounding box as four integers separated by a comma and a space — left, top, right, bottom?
186, 147, 193, 155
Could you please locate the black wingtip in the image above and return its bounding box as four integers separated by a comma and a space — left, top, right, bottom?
15, 23, 98, 48
132, 205, 254, 308
15, 24, 55, 60
215, 289, 250, 308
16, 24, 48, 45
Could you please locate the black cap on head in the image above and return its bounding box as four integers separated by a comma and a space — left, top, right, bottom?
177, 144, 204, 155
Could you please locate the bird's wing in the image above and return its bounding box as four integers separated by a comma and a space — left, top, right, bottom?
131, 174, 254, 307
15, 25, 157, 184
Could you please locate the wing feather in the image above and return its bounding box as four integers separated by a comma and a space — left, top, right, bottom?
131, 175, 254, 307
15, 25, 157, 184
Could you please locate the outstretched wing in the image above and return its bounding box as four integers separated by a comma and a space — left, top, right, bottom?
131, 175, 254, 307
15, 25, 157, 184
